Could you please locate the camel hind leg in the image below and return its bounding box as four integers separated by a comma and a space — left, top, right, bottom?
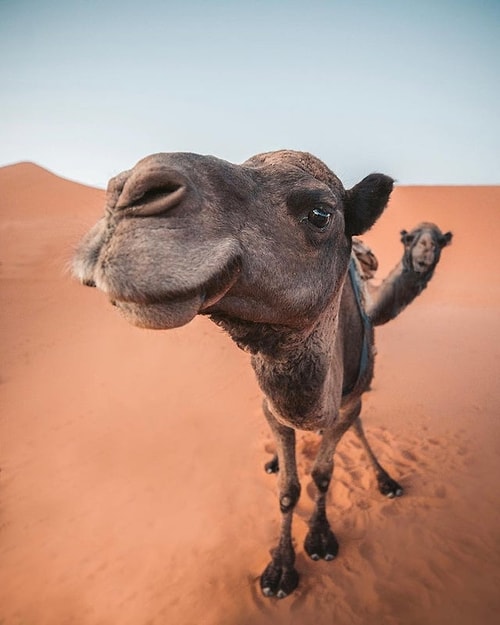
264, 453, 279, 474
350, 412, 404, 498
264, 401, 404, 500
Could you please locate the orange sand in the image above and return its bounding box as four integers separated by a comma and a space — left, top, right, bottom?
1, 163, 499, 625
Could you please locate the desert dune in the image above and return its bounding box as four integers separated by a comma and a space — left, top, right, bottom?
1, 162, 499, 625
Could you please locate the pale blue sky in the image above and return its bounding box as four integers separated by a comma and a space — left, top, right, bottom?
1, 0, 499, 187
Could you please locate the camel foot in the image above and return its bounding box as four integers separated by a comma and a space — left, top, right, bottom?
260, 560, 299, 598
377, 472, 404, 498
304, 522, 339, 561
264, 454, 279, 474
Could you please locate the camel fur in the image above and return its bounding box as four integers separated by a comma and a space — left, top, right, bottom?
73, 149, 450, 599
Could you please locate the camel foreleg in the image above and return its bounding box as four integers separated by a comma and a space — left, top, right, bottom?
304, 419, 353, 561
260, 401, 301, 599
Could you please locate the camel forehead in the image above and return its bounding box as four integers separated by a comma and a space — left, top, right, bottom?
404, 225, 442, 251
413, 222, 444, 239
244, 150, 344, 192
128, 150, 344, 193
416, 231, 437, 245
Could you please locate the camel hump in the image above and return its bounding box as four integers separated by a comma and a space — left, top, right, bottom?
352, 238, 378, 280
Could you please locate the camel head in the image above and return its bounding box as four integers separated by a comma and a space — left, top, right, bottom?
400, 222, 452, 275
73, 150, 393, 331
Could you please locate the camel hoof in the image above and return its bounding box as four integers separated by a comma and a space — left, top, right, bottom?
264, 455, 279, 474
260, 561, 299, 599
377, 473, 404, 498
304, 525, 339, 561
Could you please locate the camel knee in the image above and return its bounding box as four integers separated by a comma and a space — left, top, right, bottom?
279, 482, 301, 513
311, 465, 333, 494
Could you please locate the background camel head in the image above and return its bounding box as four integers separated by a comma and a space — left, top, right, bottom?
73, 150, 393, 330
400, 223, 453, 274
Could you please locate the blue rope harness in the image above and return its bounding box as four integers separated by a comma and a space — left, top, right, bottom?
342, 257, 372, 397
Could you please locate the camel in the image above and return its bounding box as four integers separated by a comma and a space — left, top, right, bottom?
363, 223, 453, 326
73, 150, 451, 599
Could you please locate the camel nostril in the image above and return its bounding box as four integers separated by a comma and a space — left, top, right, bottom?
117, 184, 187, 217
129, 183, 183, 207
114, 168, 189, 216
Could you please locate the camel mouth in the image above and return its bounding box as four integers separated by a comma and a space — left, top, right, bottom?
199, 258, 242, 311
110, 256, 242, 329
413, 259, 434, 273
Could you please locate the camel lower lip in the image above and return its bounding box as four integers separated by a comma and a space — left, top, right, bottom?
113, 296, 203, 330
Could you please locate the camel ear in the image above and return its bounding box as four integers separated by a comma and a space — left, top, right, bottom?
400, 229, 416, 245
344, 174, 393, 236
439, 231, 453, 247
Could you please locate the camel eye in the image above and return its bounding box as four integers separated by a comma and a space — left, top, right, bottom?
306, 207, 331, 231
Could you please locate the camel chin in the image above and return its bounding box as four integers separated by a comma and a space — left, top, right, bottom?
113, 295, 203, 330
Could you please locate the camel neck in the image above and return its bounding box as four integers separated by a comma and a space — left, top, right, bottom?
209, 312, 319, 359
209, 304, 343, 431
368, 260, 436, 326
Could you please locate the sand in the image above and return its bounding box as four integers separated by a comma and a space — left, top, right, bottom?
1, 162, 499, 625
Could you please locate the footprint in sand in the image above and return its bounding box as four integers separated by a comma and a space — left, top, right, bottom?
380, 502, 400, 517
358, 540, 377, 563
356, 499, 372, 511
348, 469, 362, 482
263, 441, 275, 455
434, 485, 447, 498
401, 449, 418, 462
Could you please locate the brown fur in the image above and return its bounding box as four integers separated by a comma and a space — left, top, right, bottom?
73, 150, 407, 598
